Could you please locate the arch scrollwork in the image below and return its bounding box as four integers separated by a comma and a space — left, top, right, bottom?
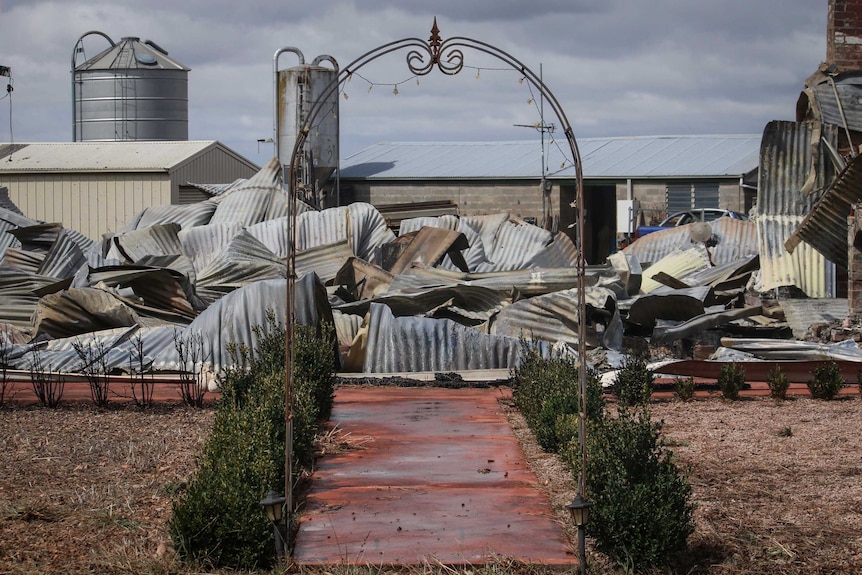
406, 18, 464, 76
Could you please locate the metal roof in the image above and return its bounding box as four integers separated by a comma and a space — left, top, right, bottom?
340, 135, 761, 180
76, 37, 190, 72
0, 141, 223, 173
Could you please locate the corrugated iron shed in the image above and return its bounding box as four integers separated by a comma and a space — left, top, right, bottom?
0, 141, 260, 240
0, 141, 246, 173
340, 135, 760, 180
786, 150, 862, 268
756, 121, 838, 297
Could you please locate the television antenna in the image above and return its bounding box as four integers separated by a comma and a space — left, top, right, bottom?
514, 63, 555, 228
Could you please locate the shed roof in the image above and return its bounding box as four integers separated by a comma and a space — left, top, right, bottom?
340, 135, 761, 180
0, 141, 253, 174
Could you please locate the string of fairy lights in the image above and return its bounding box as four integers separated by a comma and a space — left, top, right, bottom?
333, 64, 576, 173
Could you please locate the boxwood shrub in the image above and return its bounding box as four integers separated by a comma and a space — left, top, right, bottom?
169, 317, 334, 569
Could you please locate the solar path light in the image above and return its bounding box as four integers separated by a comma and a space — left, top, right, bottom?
567, 493, 594, 575
259, 490, 286, 561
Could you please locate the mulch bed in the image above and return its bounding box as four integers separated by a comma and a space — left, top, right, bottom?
2, 391, 861, 574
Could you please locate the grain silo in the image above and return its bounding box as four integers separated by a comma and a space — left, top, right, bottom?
72, 33, 190, 142
274, 47, 339, 207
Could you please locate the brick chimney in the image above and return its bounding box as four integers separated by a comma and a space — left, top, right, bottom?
828, 0, 862, 71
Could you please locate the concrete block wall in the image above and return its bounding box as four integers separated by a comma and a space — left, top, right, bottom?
719, 181, 745, 213
829, 0, 862, 72
630, 182, 668, 225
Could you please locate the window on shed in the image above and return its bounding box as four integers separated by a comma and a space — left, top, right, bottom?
694, 182, 719, 209
666, 184, 693, 212
666, 182, 720, 212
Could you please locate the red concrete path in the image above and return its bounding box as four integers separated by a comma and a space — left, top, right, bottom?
293, 386, 577, 566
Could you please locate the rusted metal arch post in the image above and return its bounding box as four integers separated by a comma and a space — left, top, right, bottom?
284, 19, 588, 560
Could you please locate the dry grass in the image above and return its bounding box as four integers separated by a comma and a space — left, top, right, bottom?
2, 395, 861, 574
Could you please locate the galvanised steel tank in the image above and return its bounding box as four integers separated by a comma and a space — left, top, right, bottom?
73, 36, 189, 141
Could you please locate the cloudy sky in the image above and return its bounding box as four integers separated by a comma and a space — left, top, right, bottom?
0, 0, 826, 166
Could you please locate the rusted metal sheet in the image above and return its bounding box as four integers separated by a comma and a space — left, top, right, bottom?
389, 227, 470, 275
651, 305, 763, 344
778, 297, 848, 339
87, 265, 199, 323
336, 285, 506, 325
799, 70, 862, 133
297, 203, 396, 265
786, 150, 862, 268
363, 303, 520, 373
32, 287, 140, 340
335, 256, 394, 301
295, 241, 355, 284
294, 386, 575, 566
756, 121, 837, 296
400, 215, 489, 272
491, 286, 623, 350
378, 200, 460, 231
2, 248, 44, 273
108, 223, 183, 263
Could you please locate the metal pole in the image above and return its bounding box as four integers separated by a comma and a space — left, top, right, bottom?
578, 525, 587, 575
273, 521, 286, 561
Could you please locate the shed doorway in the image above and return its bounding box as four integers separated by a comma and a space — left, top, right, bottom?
561, 184, 616, 264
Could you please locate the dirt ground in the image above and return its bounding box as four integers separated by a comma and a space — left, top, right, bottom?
1, 390, 861, 574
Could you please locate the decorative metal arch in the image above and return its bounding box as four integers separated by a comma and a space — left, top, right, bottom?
284, 18, 588, 554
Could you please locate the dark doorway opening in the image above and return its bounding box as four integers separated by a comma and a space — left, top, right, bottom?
561, 184, 616, 264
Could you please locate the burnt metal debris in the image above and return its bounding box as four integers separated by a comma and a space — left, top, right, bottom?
1, 153, 859, 381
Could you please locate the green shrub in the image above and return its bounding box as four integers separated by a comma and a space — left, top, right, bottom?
674, 377, 695, 402
580, 408, 695, 570
612, 354, 654, 408
807, 361, 845, 400
718, 362, 745, 400
169, 370, 283, 569
513, 343, 604, 453
767, 365, 790, 400
169, 317, 335, 569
